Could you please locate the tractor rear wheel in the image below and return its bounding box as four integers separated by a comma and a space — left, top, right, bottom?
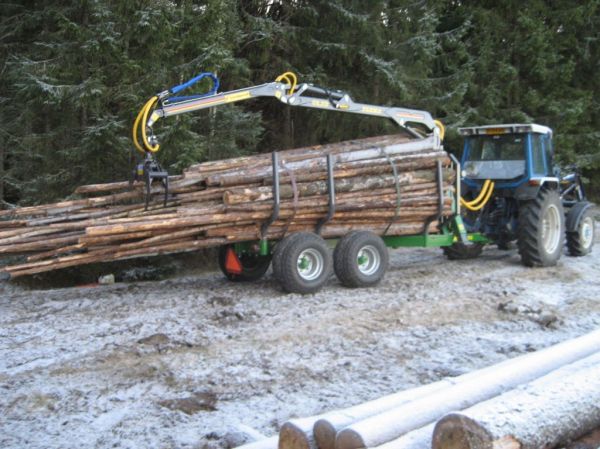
566, 206, 595, 256
218, 245, 271, 282
442, 242, 484, 260
517, 188, 565, 267
334, 231, 389, 288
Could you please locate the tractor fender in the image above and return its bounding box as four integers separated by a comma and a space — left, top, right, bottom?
565, 201, 593, 233
515, 183, 541, 201
514, 178, 559, 201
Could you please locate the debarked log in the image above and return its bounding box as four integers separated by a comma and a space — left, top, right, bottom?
334, 329, 600, 449
432, 352, 600, 449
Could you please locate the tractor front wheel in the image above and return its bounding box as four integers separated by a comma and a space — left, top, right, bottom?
566, 205, 595, 256
517, 188, 565, 267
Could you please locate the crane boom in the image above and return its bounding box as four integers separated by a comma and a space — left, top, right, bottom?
153, 80, 436, 139
134, 71, 442, 157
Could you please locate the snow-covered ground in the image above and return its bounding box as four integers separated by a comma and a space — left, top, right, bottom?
1, 227, 599, 449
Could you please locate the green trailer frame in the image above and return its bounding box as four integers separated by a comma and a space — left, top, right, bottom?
232, 216, 490, 258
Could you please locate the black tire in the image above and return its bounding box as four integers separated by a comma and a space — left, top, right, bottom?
218, 245, 271, 282
271, 233, 305, 281
566, 207, 595, 256
442, 242, 484, 260
274, 232, 332, 294
517, 188, 565, 267
333, 231, 389, 288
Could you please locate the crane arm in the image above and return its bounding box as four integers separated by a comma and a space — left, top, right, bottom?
134, 72, 441, 155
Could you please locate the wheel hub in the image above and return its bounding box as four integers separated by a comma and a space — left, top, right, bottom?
356, 245, 381, 276
541, 204, 561, 254
297, 248, 324, 281
581, 216, 594, 249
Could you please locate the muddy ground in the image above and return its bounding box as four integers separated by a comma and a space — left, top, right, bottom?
1, 225, 599, 449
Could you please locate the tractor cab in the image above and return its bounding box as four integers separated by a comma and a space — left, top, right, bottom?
459, 124, 554, 190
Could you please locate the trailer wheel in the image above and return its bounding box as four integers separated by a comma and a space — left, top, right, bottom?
517, 188, 565, 267
218, 245, 271, 282
566, 206, 595, 256
271, 233, 305, 281
442, 242, 484, 260
334, 231, 389, 288
274, 232, 332, 294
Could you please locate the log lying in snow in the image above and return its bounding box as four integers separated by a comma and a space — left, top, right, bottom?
432, 352, 600, 449
276, 329, 600, 449
0, 134, 455, 278
373, 352, 600, 449
235, 436, 279, 449
334, 328, 600, 449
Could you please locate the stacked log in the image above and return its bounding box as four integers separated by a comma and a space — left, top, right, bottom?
0, 134, 454, 278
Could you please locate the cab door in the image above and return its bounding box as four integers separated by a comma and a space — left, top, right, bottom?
530, 133, 553, 177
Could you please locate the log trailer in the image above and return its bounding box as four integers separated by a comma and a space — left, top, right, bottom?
132, 71, 595, 294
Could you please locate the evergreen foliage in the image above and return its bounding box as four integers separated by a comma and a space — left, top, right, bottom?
1, 0, 599, 204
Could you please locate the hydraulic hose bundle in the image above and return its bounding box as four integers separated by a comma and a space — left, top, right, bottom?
461, 179, 495, 211
132, 72, 220, 155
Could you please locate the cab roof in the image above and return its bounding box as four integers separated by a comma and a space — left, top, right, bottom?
458, 124, 552, 136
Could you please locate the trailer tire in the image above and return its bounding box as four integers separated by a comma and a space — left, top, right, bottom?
442, 242, 484, 260
517, 188, 564, 267
274, 232, 332, 294
566, 206, 595, 256
271, 233, 305, 281
218, 245, 271, 282
334, 231, 389, 288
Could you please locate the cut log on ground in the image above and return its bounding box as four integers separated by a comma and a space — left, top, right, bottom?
432, 352, 600, 449
371, 352, 600, 449
335, 328, 600, 449
235, 436, 279, 449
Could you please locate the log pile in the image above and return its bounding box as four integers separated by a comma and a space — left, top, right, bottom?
233, 329, 600, 449
0, 134, 454, 278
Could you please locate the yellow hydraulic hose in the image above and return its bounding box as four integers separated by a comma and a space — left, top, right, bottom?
460, 180, 495, 211
141, 96, 160, 153
434, 119, 445, 140
275, 71, 297, 94
132, 96, 160, 154
132, 99, 149, 154
462, 179, 491, 207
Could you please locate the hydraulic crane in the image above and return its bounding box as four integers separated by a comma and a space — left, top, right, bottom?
132, 72, 443, 199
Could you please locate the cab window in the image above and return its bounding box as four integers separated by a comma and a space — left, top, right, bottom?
467, 134, 525, 161
531, 134, 546, 175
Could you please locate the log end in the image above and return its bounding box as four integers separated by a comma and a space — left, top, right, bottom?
279, 421, 311, 449
335, 428, 367, 449
432, 413, 505, 449
313, 419, 337, 449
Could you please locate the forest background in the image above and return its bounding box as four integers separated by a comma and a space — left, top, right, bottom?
1, 0, 599, 206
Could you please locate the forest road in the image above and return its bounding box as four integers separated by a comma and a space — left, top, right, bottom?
0, 223, 599, 449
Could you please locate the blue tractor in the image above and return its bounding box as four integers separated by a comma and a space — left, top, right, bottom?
447, 124, 595, 266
